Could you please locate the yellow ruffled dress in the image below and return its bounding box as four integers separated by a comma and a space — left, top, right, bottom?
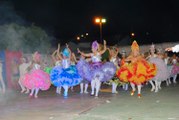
117, 58, 157, 85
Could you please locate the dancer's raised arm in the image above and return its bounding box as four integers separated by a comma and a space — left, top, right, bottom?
99, 40, 107, 55
77, 48, 92, 57
56, 43, 62, 60
51, 50, 57, 62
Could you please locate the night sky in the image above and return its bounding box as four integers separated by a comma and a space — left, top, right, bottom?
6, 0, 179, 45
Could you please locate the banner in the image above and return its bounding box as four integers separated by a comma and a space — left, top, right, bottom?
5, 51, 22, 90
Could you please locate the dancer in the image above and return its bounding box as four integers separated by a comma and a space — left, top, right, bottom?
165, 44, 179, 53
0, 59, 5, 94
147, 44, 170, 92
18, 57, 31, 94
50, 44, 82, 97
170, 54, 179, 84
51, 43, 62, 94
120, 52, 129, 91
77, 40, 116, 97
117, 40, 157, 98
23, 52, 51, 98
108, 47, 120, 93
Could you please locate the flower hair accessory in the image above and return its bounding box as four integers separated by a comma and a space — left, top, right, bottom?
131, 40, 139, 52
92, 41, 99, 51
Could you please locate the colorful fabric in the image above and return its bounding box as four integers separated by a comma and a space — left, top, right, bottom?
50, 65, 82, 87
149, 57, 170, 81
171, 64, 179, 75
77, 58, 116, 82
44, 67, 52, 74
117, 59, 157, 85
22, 69, 51, 90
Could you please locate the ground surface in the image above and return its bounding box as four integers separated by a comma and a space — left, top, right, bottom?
0, 81, 179, 120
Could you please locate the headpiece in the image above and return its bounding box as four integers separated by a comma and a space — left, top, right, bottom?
150, 43, 155, 52
131, 40, 139, 52
92, 41, 99, 51
62, 48, 70, 57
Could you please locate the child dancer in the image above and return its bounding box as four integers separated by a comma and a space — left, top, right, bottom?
18, 57, 31, 94
77, 40, 116, 97
108, 47, 120, 93
50, 44, 82, 97
117, 41, 157, 98
51, 44, 62, 94
78, 55, 90, 94
23, 52, 51, 98
148, 44, 170, 92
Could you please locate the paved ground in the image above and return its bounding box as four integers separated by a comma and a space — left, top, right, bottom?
0, 80, 179, 120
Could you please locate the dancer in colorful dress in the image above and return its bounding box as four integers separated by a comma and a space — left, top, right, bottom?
120, 51, 129, 91
23, 52, 51, 98
147, 44, 170, 92
108, 47, 120, 93
77, 40, 116, 97
50, 44, 82, 97
0, 59, 5, 94
18, 57, 31, 94
71, 53, 89, 94
51, 43, 62, 94
170, 54, 179, 84
117, 40, 157, 98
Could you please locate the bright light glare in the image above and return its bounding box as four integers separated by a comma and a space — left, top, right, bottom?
101, 19, 106, 23
95, 18, 100, 23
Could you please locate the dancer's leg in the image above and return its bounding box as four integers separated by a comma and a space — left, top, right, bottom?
95, 79, 101, 97
34, 88, 39, 98
137, 84, 142, 98
84, 83, 88, 93
29, 88, 35, 96
80, 83, 84, 93
63, 85, 69, 97
149, 80, 155, 92
130, 82, 136, 96
91, 80, 95, 95
18, 79, 25, 93
173, 75, 177, 84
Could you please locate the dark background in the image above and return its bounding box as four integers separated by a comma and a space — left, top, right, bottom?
3, 0, 179, 45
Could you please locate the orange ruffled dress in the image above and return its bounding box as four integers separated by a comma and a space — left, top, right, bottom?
117, 58, 157, 85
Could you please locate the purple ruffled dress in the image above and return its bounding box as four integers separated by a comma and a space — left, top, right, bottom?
77, 53, 116, 82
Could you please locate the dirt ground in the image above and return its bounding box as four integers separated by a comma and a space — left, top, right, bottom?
0, 80, 179, 120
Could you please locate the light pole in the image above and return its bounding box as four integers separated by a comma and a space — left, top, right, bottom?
95, 18, 106, 43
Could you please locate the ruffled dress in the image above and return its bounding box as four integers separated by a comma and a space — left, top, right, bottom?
50, 59, 82, 87
22, 64, 51, 90
117, 56, 157, 85
148, 56, 170, 81
171, 59, 179, 75
77, 53, 116, 82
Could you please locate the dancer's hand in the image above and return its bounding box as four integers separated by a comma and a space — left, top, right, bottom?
165, 47, 172, 51
103, 40, 106, 45
58, 43, 60, 49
